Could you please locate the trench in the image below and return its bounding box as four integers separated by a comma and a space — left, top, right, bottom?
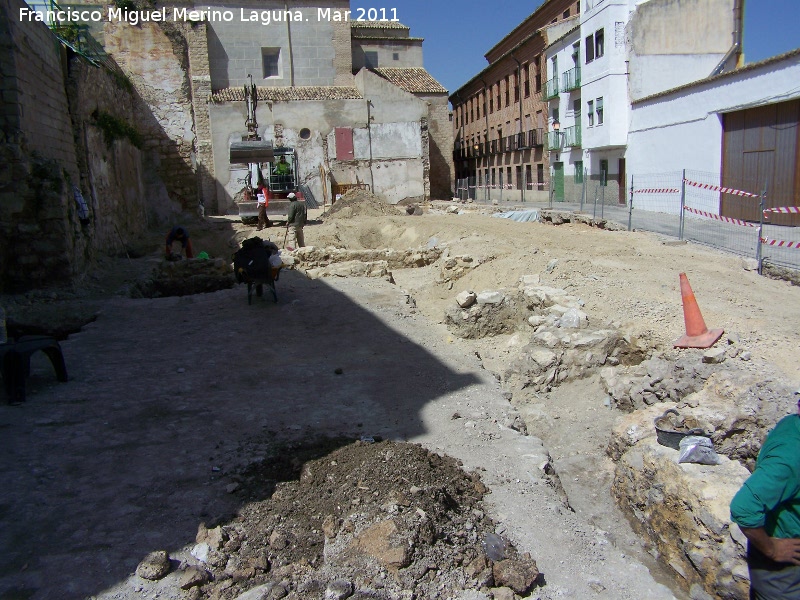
295, 220, 728, 600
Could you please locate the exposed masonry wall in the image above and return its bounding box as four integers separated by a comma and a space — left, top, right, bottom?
102, 19, 198, 211
0, 0, 77, 290
420, 93, 455, 199
332, 18, 354, 86
185, 22, 217, 212
0, 0, 161, 291
0, 0, 79, 178
67, 60, 152, 253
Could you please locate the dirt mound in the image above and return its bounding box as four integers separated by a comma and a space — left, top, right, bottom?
193, 439, 540, 599
323, 189, 402, 220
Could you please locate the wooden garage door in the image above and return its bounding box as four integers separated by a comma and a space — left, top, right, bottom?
722, 99, 800, 225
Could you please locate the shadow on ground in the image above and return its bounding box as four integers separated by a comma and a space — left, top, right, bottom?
0, 270, 478, 599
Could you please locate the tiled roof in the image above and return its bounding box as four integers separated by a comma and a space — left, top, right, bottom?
211, 86, 364, 103
352, 33, 424, 41
351, 20, 409, 29
373, 68, 448, 94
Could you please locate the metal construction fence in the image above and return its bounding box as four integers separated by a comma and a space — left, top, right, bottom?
453, 168, 800, 272
629, 169, 800, 272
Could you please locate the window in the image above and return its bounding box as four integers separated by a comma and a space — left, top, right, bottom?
364, 51, 378, 68
535, 56, 542, 92
491, 168, 496, 187
596, 97, 604, 125
595, 29, 605, 58
514, 73, 519, 103
516, 165, 523, 190
563, 9, 570, 18
575, 161, 584, 183
573, 98, 580, 115
504, 76, 510, 106
587, 100, 594, 126
525, 164, 532, 189
489, 95, 494, 113
262, 48, 281, 78
392, 52, 399, 61
599, 159, 608, 186
523, 63, 530, 97
585, 35, 595, 63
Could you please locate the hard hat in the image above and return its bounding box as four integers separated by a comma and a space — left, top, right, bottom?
287, 192, 296, 199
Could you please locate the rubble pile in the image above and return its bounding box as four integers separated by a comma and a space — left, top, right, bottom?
291, 246, 442, 280
323, 190, 401, 220
438, 252, 495, 285
444, 276, 646, 389
133, 258, 235, 298
135, 441, 542, 600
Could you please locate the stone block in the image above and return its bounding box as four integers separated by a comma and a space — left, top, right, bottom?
613, 438, 750, 599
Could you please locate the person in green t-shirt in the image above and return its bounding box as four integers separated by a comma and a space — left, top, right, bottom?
730, 391, 800, 599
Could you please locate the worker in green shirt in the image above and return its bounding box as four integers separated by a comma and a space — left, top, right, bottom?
730, 390, 800, 599
274, 156, 291, 188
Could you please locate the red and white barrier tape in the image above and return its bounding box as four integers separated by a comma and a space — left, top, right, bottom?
633, 188, 680, 194
684, 179, 759, 198
763, 206, 800, 219
684, 206, 756, 227
760, 237, 800, 250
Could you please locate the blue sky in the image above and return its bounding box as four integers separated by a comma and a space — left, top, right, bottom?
351, 0, 800, 95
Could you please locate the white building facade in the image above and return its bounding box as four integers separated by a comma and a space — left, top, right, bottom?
545, 0, 739, 204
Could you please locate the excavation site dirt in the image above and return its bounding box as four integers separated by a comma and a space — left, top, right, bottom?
1, 196, 799, 600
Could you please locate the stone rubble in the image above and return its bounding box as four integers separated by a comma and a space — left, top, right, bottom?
289, 246, 442, 280
133, 257, 235, 298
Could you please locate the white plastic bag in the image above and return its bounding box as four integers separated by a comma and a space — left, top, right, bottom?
678, 435, 720, 465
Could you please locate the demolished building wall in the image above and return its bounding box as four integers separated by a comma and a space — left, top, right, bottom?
0, 0, 160, 291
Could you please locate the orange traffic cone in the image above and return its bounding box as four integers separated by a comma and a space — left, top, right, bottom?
674, 273, 724, 349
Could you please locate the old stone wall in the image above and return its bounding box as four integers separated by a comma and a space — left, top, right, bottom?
0, 0, 181, 291
66, 60, 151, 253
421, 93, 455, 199
102, 19, 197, 213
185, 22, 216, 213
0, 0, 79, 290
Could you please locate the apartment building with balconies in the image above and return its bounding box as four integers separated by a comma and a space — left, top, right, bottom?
449, 0, 581, 202
543, 0, 740, 204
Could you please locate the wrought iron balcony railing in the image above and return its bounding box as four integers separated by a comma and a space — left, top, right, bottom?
543, 76, 559, 100
545, 131, 562, 151
561, 66, 581, 92
561, 124, 582, 147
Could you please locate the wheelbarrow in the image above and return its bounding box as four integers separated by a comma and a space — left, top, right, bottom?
233, 239, 281, 304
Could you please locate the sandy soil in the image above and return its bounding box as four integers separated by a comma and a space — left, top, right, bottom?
1, 201, 798, 600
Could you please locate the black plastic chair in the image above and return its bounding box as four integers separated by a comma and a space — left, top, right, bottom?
0, 336, 68, 405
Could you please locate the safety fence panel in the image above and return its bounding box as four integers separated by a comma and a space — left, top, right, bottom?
454, 178, 551, 205
682, 170, 761, 259
628, 171, 683, 238
761, 205, 800, 269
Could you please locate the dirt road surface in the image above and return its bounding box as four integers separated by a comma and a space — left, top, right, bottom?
1, 203, 798, 600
